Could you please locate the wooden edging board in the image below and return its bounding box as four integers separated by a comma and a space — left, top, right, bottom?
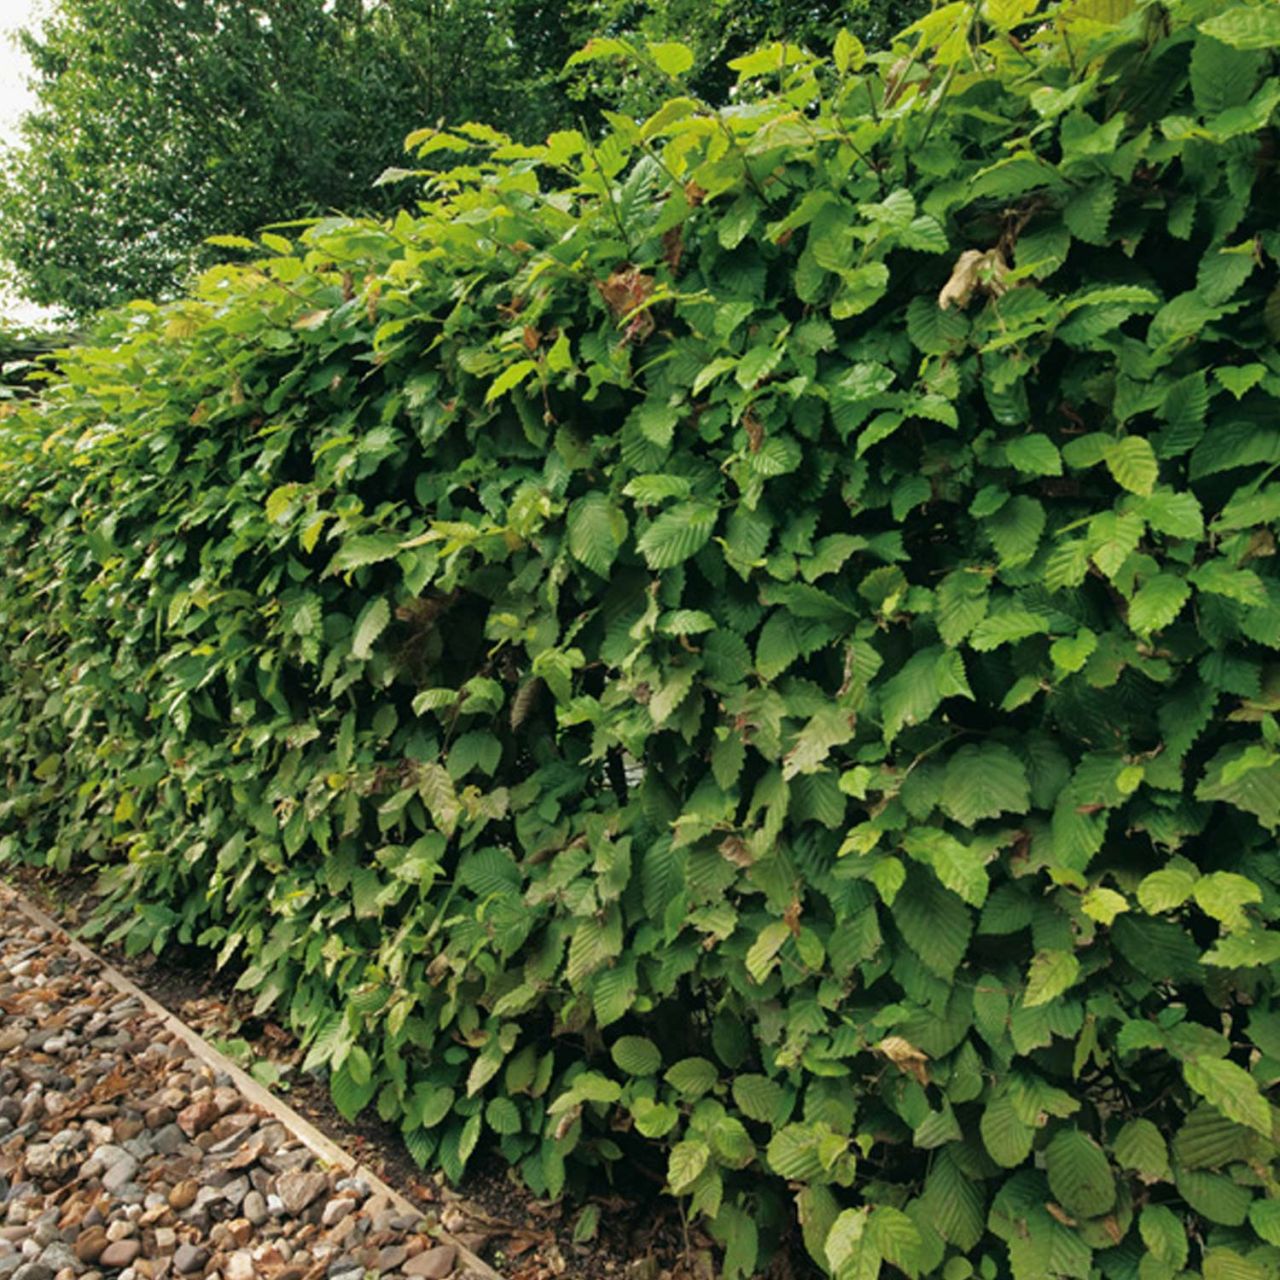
1, 883, 502, 1280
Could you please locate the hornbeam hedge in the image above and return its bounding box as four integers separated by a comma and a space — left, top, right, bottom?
4, 1, 1280, 1275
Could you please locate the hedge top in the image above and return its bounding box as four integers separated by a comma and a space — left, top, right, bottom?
3, 1, 1280, 1278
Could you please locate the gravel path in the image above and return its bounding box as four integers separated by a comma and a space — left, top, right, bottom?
0, 889, 483, 1280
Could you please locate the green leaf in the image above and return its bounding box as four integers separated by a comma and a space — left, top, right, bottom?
637, 502, 717, 569
880, 647, 972, 744
1137, 866, 1198, 914
1128, 574, 1190, 634
767, 1125, 828, 1180
331, 1060, 378, 1121
1192, 871, 1262, 932
892, 870, 973, 980
1200, 6, 1280, 49
935, 570, 988, 646
664, 1057, 718, 1099
968, 607, 1049, 651
1045, 1129, 1115, 1218
921, 1147, 985, 1250
940, 744, 1030, 825
1064, 180, 1116, 244
1140, 1205, 1188, 1267
1197, 746, 1280, 830
1023, 949, 1080, 1008
328, 534, 403, 574
565, 912, 622, 987
631, 1096, 679, 1138
981, 1093, 1035, 1167
866, 1206, 924, 1279
485, 1096, 522, 1134
1051, 629, 1097, 673
832, 263, 890, 320
485, 358, 538, 403
351, 597, 391, 660
668, 1139, 710, 1192
567, 494, 626, 576
1249, 1200, 1280, 1247
1106, 437, 1159, 495
732, 1074, 788, 1125
610, 1035, 661, 1076
746, 920, 790, 983
1114, 1118, 1170, 1180
1005, 434, 1062, 476
1081, 886, 1128, 925
1138, 490, 1205, 538
985, 495, 1045, 566
1183, 1056, 1273, 1136
648, 40, 694, 75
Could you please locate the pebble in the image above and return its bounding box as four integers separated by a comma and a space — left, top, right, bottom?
403, 1245, 457, 1279
168, 1181, 198, 1211
171, 1244, 207, 1275
241, 1193, 266, 1227
0, 895, 480, 1280
96, 1242, 140, 1270
100, 1157, 139, 1194
320, 1199, 354, 1228
275, 1172, 327, 1216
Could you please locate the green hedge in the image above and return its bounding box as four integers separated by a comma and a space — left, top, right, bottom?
4, 1, 1280, 1276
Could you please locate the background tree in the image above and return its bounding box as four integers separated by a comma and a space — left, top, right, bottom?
0, 0, 922, 316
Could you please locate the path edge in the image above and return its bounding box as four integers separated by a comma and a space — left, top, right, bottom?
1, 883, 502, 1280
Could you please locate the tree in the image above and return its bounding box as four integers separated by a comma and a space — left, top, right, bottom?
0, 0, 922, 315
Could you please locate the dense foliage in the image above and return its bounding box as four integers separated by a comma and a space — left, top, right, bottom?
4, 1, 1280, 1276
0, 0, 923, 315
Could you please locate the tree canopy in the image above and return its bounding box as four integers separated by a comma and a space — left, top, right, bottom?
0, 0, 923, 315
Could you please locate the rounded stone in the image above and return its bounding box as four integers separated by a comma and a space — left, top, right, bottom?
97, 1242, 141, 1270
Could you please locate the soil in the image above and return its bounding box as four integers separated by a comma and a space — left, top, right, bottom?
3, 867, 717, 1280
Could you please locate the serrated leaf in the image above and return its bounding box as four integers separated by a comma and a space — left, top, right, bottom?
1249, 1200, 1280, 1246
867, 1206, 924, 1279
486, 358, 538, 402
1106, 436, 1159, 495
664, 1057, 718, 1099
892, 870, 973, 979
767, 1125, 827, 1180
1082, 886, 1128, 925
985, 495, 1045, 566
329, 534, 403, 574
1128, 574, 1190, 634
935, 569, 989, 646
1045, 1128, 1115, 1218
331, 1060, 378, 1121
733, 1074, 788, 1125
1140, 1204, 1188, 1267
968, 607, 1049, 651
1023, 949, 1080, 1007
921, 1146, 985, 1249
611, 1035, 661, 1076
637, 502, 717, 569
1005, 434, 1062, 475
981, 1093, 1035, 1167
1183, 1056, 1272, 1135
668, 1139, 710, 1192
1114, 1118, 1171, 1179
350, 596, 389, 660
1193, 871, 1262, 932
940, 743, 1030, 825
1200, 5, 1280, 49
567, 494, 627, 576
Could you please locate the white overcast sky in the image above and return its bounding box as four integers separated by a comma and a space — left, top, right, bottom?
1, 0, 56, 326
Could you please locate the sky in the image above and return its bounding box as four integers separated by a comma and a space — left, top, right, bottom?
1, 0, 57, 327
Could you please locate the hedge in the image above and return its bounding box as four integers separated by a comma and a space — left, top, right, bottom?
3, 1, 1280, 1276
